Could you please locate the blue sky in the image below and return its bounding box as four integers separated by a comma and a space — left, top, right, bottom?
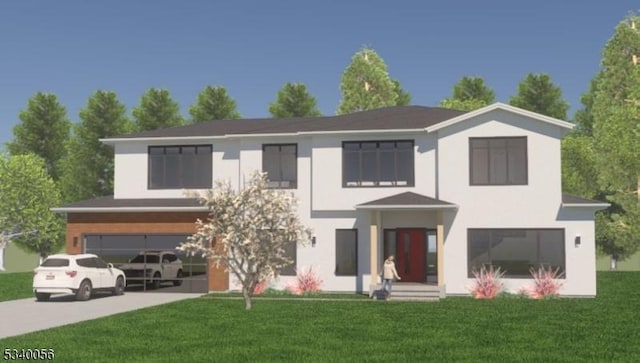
0, 1, 638, 149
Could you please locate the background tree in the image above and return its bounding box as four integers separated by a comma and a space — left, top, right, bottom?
59, 91, 133, 203
509, 73, 569, 119
132, 88, 184, 131
439, 76, 495, 111
6, 92, 71, 181
0, 154, 64, 262
338, 47, 398, 114
393, 79, 411, 106
568, 14, 640, 268
178, 172, 311, 310
189, 86, 241, 122
269, 82, 322, 118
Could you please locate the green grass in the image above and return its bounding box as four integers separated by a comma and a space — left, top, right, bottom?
1, 272, 640, 362
0, 272, 33, 302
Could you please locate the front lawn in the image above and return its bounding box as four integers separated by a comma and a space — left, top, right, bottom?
1, 272, 639, 362
0, 272, 33, 302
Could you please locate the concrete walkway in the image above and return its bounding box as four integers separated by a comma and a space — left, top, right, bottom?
0, 292, 201, 339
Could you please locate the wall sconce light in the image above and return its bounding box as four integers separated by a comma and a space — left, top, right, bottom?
575, 234, 581, 247
311, 236, 316, 247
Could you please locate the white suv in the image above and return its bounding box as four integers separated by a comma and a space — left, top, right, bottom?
33, 254, 126, 301
119, 251, 183, 289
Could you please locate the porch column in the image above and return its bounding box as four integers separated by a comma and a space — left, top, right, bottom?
437, 211, 445, 287
369, 210, 380, 296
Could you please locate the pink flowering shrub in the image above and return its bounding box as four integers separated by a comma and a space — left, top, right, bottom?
253, 280, 269, 295
468, 265, 504, 299
523, 265, 564, 299
286, 266, 323, 295
234, 278, 270, 295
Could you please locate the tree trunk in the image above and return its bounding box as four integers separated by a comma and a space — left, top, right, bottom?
610, 255, 618, 270
242, 287, 253, 310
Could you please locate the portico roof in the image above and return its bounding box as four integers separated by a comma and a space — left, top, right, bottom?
355, 192, 457, 210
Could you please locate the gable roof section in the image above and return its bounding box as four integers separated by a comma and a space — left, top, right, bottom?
561, 193, 610, 208
424, 102, 575, 133
356, 192, 457, 210
102, 106, 467, 143
51, 196, 208, 213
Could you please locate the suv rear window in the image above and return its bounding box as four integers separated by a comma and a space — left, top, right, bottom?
76, 258, 96, 268
41, 258, 69, 267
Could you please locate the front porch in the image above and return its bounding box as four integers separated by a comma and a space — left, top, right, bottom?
355, 192, 457, 300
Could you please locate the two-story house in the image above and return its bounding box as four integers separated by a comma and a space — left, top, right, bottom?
53, 103, 608, 297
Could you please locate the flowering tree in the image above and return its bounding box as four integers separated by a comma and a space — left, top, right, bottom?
178, 172, 311, 310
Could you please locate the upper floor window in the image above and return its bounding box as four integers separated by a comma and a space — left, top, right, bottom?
469, 137, 527, 186
343, 140, 414, 187
262, 144, 297, 189
148, 145, 212, 189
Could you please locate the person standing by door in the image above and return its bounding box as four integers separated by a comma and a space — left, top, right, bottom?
382, 255, 401, 300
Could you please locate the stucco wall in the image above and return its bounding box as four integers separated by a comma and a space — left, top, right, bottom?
436, 110, 596, 296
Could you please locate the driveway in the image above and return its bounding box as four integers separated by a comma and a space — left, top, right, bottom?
0, 292, 200, 339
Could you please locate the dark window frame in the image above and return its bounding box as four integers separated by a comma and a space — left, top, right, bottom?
335, 229, 358, 276
262, 143, 298, 189
280, 240, 297, 276
342, 140, 415, 188
467, 228, 566, 279
469, 137, 528, 186
148, 145, 212, 190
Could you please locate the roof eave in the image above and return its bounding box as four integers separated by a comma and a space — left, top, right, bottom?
355, 204, 458, 210
425, 102, 575, 133
51, 207, 209, 213
561, 203, 610, 210
101, 128, 429, 144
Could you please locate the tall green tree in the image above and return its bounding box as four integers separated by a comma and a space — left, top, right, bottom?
6, 92, 71, 180
338, 47, 397, 114
439, 76, 495, 111
509, 73, 569, 119
588, 14, 640, 266
0, 153, 64, 262
189, 86, 241, 122
132, 88, 184, 131
393, 79, 412, 106
269, 82, 322, 118
59, 91, 133, 203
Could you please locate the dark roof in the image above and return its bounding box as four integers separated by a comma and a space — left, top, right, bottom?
112, 106, 467, 139
52, 196, 205, 211
562, 193, 609, 205
357, 192, 455, 207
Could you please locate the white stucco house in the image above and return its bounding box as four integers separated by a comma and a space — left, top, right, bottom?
53, 103, 609, 297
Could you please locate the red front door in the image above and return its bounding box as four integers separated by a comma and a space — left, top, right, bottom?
396, 229, 426, 282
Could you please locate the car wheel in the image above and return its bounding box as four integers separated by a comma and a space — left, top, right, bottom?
173, 269, 183, 286
114, 276, 125, 296
151, 272, 161, 289
35, 292, 50, 301
76, 279, 92, 301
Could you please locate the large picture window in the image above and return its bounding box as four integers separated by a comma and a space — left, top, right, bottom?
148, 145, 212, 189
335, 229, 358, 276
467, 229, 565, 278
469, 137, 527, 185
262, 144, 297, 189
343, 140, 414, 187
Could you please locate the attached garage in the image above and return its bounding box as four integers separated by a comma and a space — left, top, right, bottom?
84, 234, 207, 293
52, 196, 229, 293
